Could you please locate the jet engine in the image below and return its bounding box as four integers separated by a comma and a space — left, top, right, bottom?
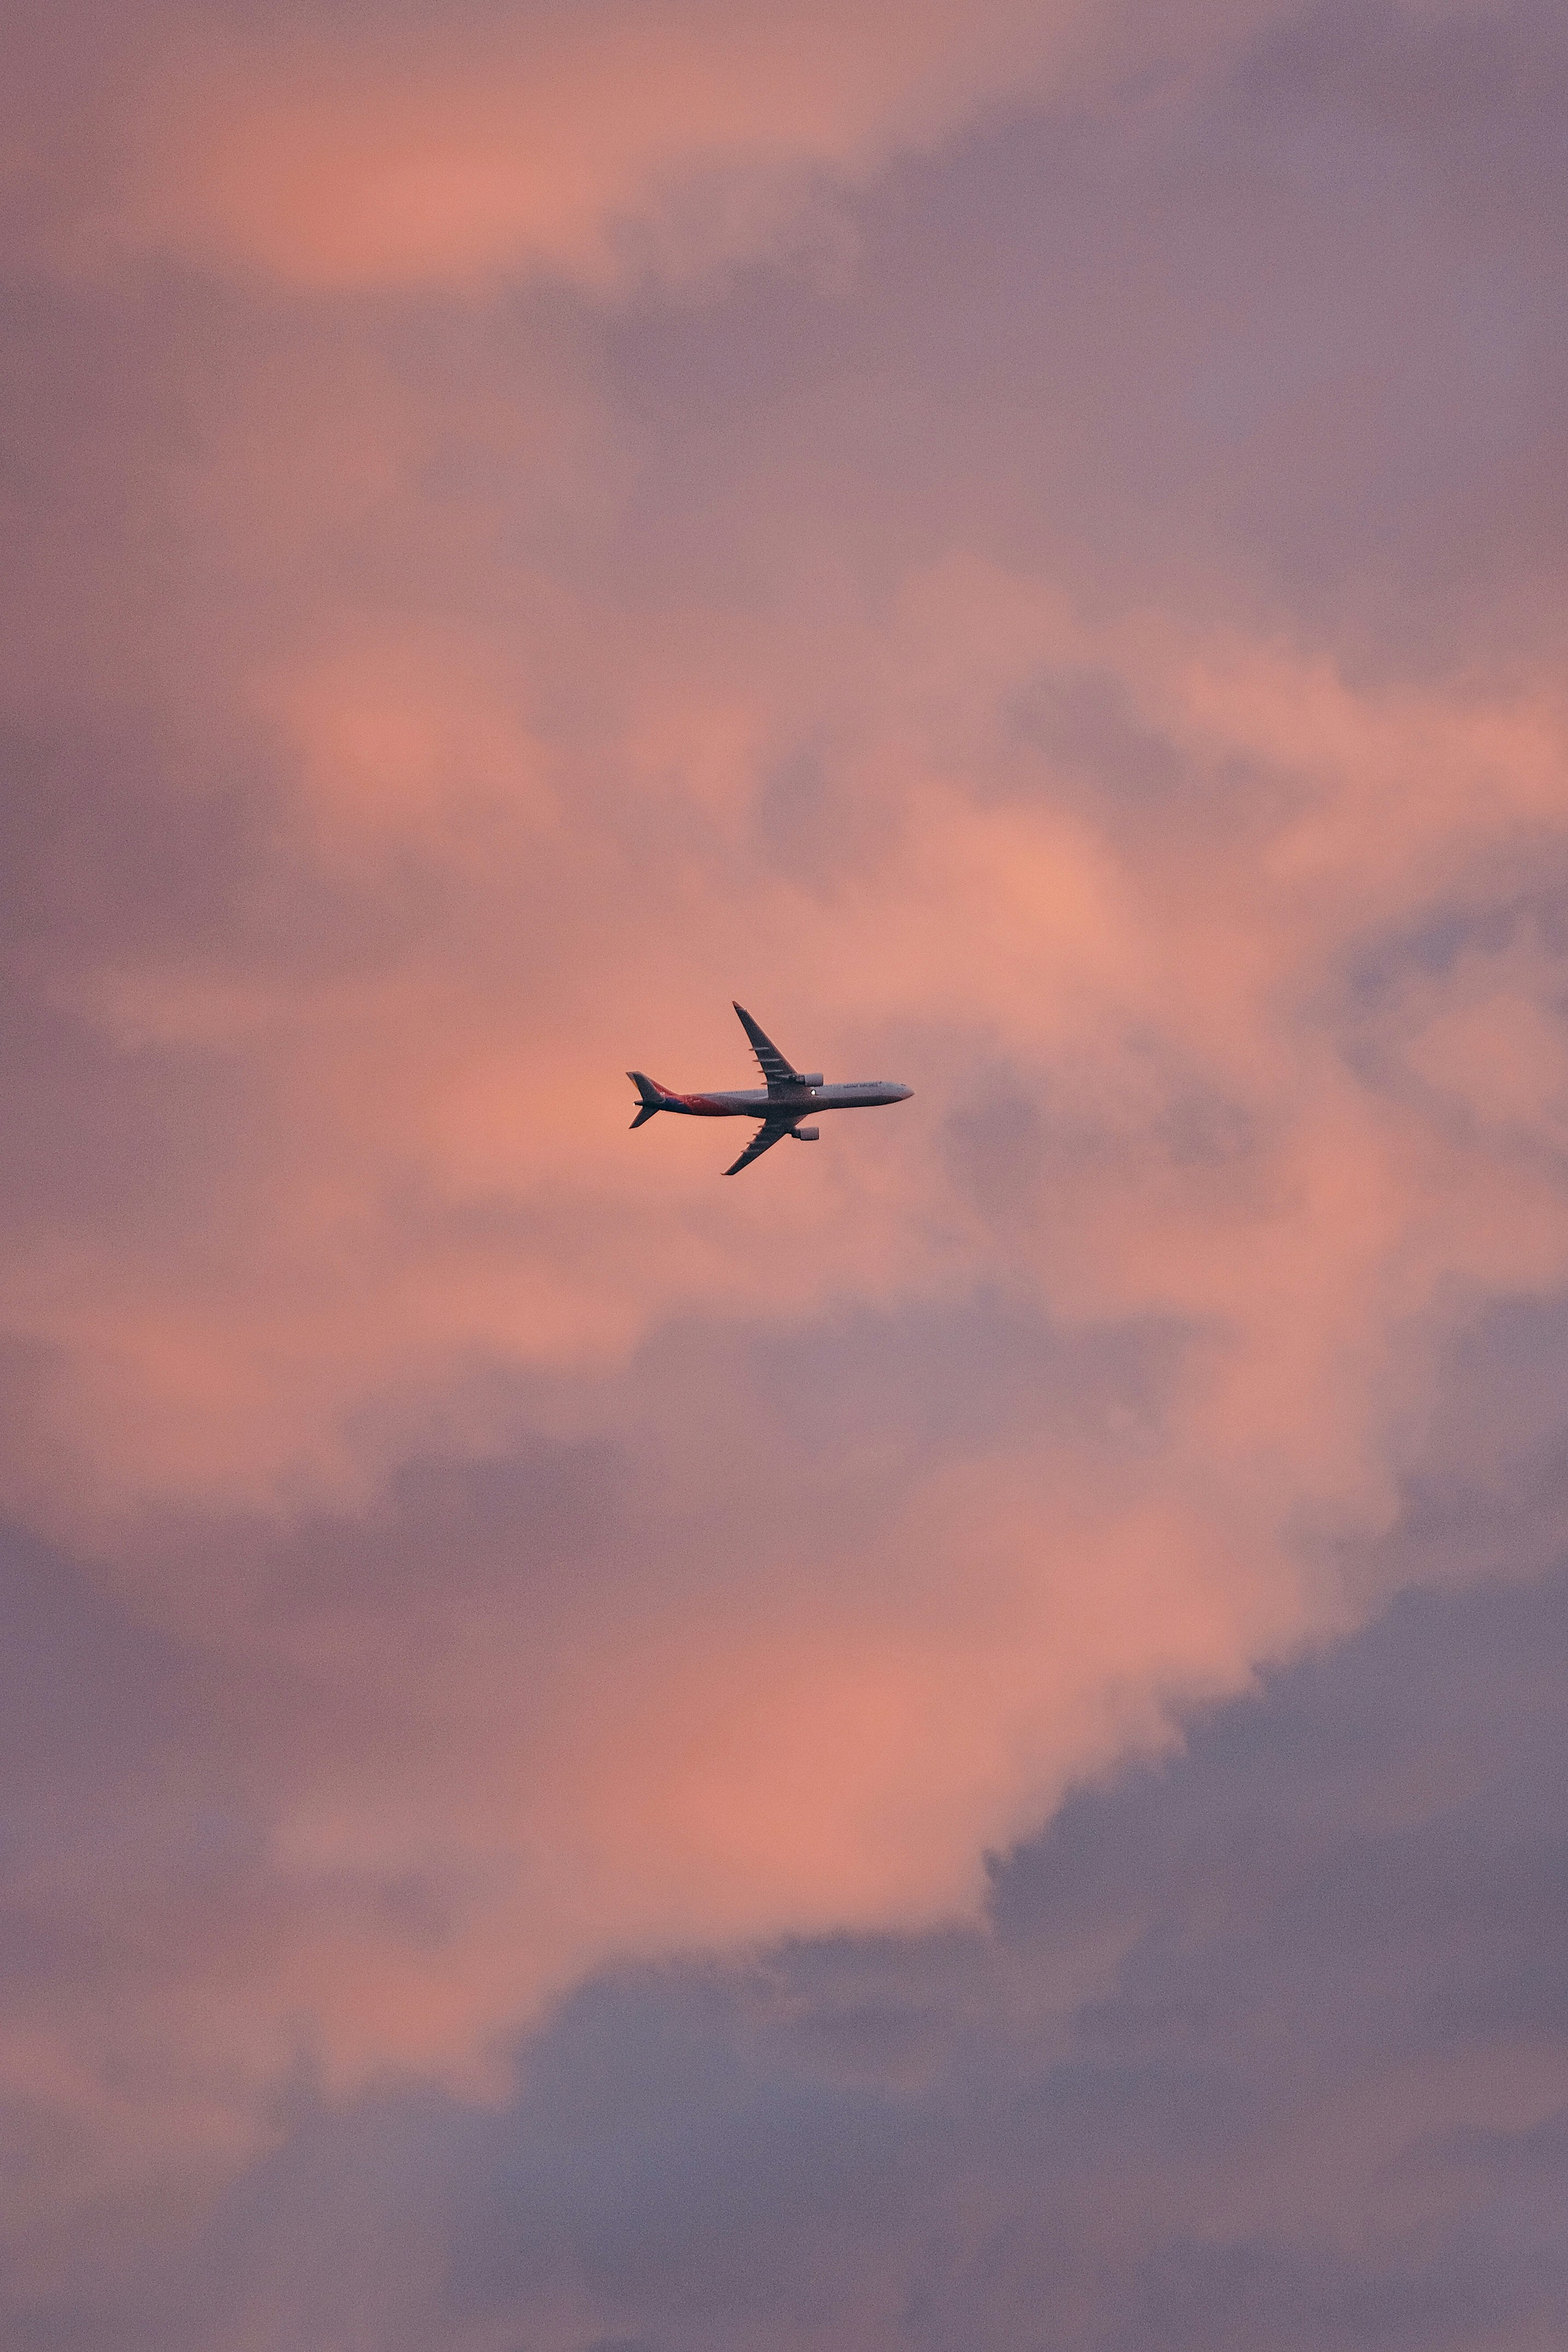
795, 1074, 824, 1088
791, 1126, 820, 1141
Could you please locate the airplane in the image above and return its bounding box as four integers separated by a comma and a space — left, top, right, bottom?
628, 1003, 913, 1174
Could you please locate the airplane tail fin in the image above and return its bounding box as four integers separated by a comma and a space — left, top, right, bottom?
628, 1072, 668, 1129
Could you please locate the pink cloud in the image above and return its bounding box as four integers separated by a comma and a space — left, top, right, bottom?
1, 0, 1567, 2298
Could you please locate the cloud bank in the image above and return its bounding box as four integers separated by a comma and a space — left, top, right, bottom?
19, 1540, 1568, 2348
1, 0, 1567, 2336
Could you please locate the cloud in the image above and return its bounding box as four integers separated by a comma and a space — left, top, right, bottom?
1, 0, 1567, 2324
27, 0, 1516, 296
56, 0, 1283, 293
19, 1547, 1568, 2349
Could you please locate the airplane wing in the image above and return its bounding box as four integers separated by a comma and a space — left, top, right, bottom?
724, 1120, 795, 1176
733, 1003, 800, 1095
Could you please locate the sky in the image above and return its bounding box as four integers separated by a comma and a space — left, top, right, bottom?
2, 0, 1568, 2343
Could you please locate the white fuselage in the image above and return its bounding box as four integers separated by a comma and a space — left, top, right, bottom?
661, 1080, 913, 1119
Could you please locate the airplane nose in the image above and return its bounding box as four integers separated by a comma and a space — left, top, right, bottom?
899, 1084, 914, 1100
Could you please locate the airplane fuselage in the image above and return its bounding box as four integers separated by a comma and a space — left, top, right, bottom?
650, 1081, 911, 1118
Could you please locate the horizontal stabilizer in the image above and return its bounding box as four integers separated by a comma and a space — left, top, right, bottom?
627, 1070, 672, 1128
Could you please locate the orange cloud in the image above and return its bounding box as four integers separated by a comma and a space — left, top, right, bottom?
4, 0, 1568, 2268
110, 0, 1081, 288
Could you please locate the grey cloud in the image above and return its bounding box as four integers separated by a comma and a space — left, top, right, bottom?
598, 0, 1568, 661
436, 1558, 1568, 2348
24, 1524, 1568, 2350
1371, 1293, 1568, 1595
0, 1522, 191, 1804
